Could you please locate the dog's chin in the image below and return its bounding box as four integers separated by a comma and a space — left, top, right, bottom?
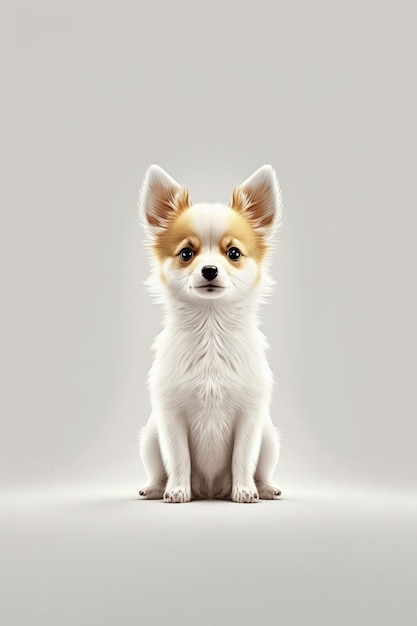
191, 284, 228, 300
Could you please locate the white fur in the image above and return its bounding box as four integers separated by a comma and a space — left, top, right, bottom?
138, 165, 283, 503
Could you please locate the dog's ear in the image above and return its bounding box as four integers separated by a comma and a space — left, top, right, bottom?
231, 165, 282, 235
138, 165, 190, 232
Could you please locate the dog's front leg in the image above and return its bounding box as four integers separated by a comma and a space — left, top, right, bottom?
232, 411, 264, 503
158, 411, 191, 503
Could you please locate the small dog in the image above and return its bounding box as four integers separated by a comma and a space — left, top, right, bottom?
138, 165, 283, 503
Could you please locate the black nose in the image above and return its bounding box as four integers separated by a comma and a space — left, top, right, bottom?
201, 265, 218, 281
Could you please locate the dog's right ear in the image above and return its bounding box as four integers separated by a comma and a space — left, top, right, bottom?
138, 165, 190, 233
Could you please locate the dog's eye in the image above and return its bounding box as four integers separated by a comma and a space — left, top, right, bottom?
227, 247, 241, 261
179, 247, 194, 262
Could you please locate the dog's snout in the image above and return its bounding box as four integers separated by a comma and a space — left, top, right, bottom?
201, 265, 218, 281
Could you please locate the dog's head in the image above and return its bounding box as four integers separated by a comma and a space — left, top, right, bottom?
138, 165, 282, 303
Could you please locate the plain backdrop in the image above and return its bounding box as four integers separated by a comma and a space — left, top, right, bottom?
1, 2, 416, 625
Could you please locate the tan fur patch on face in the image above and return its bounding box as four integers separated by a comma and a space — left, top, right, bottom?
153, 209, 201, 265
153, 203, 268, 271
222, 210, 267, 264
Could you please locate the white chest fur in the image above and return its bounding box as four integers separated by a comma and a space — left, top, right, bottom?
148, 302, 273, 484
150, 303, 272, 412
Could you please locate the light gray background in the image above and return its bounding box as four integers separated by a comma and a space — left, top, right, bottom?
1, 1, 416, 625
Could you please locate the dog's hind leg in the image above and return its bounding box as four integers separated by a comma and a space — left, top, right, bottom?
255, 423, 281, 499
138, 417, 167, 499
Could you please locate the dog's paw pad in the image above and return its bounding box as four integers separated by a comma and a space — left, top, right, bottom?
163, 486, 191, 503
257, 483, 282, 500
232, 486, 260, 503
138, 483, 166, 499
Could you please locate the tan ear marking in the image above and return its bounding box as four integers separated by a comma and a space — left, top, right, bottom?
230, 187, 249, 213
231, 182, 275, 227
147, 184, 190, 226
140, 165, 192, 229
230, 165, 281, 231
174, 187, 191, 213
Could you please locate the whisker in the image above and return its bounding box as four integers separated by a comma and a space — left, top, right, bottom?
231, 275, 252, 287
169, 276, 190, 282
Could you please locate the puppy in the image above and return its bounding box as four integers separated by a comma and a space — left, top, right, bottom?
138, 165, 283, 503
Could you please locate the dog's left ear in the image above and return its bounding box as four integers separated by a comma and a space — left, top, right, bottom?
231, 165, 282, 235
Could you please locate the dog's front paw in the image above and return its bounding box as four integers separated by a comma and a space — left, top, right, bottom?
138, 482, 166, 500
232, 485, 260, 503
163, 486, 191, 503
256, 482, 282, 500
